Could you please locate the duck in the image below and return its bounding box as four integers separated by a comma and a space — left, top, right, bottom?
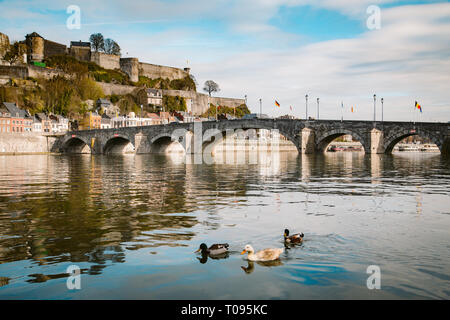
195, 243, 229, 256
240, 244, 284, 262
284, 229, 304, 244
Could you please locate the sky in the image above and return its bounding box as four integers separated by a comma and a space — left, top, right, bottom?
0, 0, 449, 121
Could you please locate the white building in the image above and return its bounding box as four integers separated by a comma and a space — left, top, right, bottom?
32, 117, 42, 133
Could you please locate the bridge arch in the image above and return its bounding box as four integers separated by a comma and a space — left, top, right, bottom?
201, 121, 301, 154
103, 134, 135, 154
149, 132, 186, 153
315, 129, 368, 153
61, 136, 92, 154
383, 128, 442, 154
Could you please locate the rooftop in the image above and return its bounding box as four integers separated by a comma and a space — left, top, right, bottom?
71, 41, 91, 48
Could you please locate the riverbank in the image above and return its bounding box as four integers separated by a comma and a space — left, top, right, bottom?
0, 133, 58, 154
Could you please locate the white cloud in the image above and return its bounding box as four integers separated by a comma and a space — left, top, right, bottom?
191, 2, 450, 122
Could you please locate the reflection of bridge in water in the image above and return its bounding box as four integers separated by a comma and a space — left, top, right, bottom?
54, 119, 450, 156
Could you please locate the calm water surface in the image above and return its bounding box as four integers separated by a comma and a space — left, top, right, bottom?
0, 152, 449, 299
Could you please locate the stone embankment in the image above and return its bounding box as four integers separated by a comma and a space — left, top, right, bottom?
0, 133, 60, 154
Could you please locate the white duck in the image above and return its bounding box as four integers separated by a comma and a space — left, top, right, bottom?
240, 244, 284, 262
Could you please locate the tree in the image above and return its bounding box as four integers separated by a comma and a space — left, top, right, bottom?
203, 80, 220, 97
3, 42, 22, 64
89, 33, 105, 52
104, 38, 121, 56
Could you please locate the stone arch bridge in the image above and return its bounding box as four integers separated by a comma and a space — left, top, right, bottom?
53, 119, 450, 156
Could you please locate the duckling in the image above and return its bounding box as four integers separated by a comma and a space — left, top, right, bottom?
284, 229, 304, 244
240, 244, 284, 262
195, 243, 229, 256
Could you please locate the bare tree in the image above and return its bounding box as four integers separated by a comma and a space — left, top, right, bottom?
3, 42, 22, 64
203, 80, 220, 97
89, 33, 105, 52
104, 38, 121, 56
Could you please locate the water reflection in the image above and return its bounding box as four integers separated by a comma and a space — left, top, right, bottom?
0, 152, 449, 299
241, 260, 284, 274
196, 252, 229, 264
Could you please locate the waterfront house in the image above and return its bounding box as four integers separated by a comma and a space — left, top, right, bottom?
49, 114, 69, 133
146, 113, 162, 125
2, 102, 33, 132
32, 116, 42, 133
36, 113, 52, 133
101, 114, 112, 129
0, 106, 11, 133
80, 112, 101, 130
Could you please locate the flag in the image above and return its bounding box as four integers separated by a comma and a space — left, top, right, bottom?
275, 100, 280, 107
351, 106, 354, 113
415, 101, 422, 113
290, 105, 293, 111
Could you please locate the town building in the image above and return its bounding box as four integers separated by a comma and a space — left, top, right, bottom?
80, 112, 101, 130
0, 106, 11, 133
49, 114, 69, 133
35, 113, 52, 133
137, 88, 163, 108
2, 102, 33, 132
101, 114, 112, 129
32, 116, 42, 133
96, 98, 111, 112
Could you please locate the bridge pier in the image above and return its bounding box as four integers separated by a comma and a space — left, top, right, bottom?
135, 133, 150, 154
370, 128, 384, 154
301, 128, 315, 154
90, 137, 102, 154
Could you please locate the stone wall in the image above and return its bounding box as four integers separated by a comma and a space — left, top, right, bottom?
0, 133, 58, 154
0, 65, 28, 79
97, 82, 137, 96
163, 90, 245, 115
70, 46, 91, 62
120, 58, 139, 82
44, 39, 67, 58
91, 52, 120, 70
0, 65, 67, 80
27, 65, 67, 79
139, 62, 188, 81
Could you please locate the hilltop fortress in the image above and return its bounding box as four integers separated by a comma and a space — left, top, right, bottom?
0, 31, 244, 115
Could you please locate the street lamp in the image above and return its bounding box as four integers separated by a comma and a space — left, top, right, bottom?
381, 98, 384, 123
259, 98, 262, 118
373, 94, 377, 123
305, 94, 309, 120
317, 98, 320, 120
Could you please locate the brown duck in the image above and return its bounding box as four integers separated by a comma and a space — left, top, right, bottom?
284, 229, 304, 244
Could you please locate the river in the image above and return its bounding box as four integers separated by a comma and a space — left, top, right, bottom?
0, 151, 449, 299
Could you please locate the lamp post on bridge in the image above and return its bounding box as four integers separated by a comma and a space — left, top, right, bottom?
317, 98, 320, 120
259, 98, 262, 118
373, 94, 377, 124
305, 94, 308, 120
381, 97, 384, 124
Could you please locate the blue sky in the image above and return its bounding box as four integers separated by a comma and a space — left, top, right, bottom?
0, 0, 449, 121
